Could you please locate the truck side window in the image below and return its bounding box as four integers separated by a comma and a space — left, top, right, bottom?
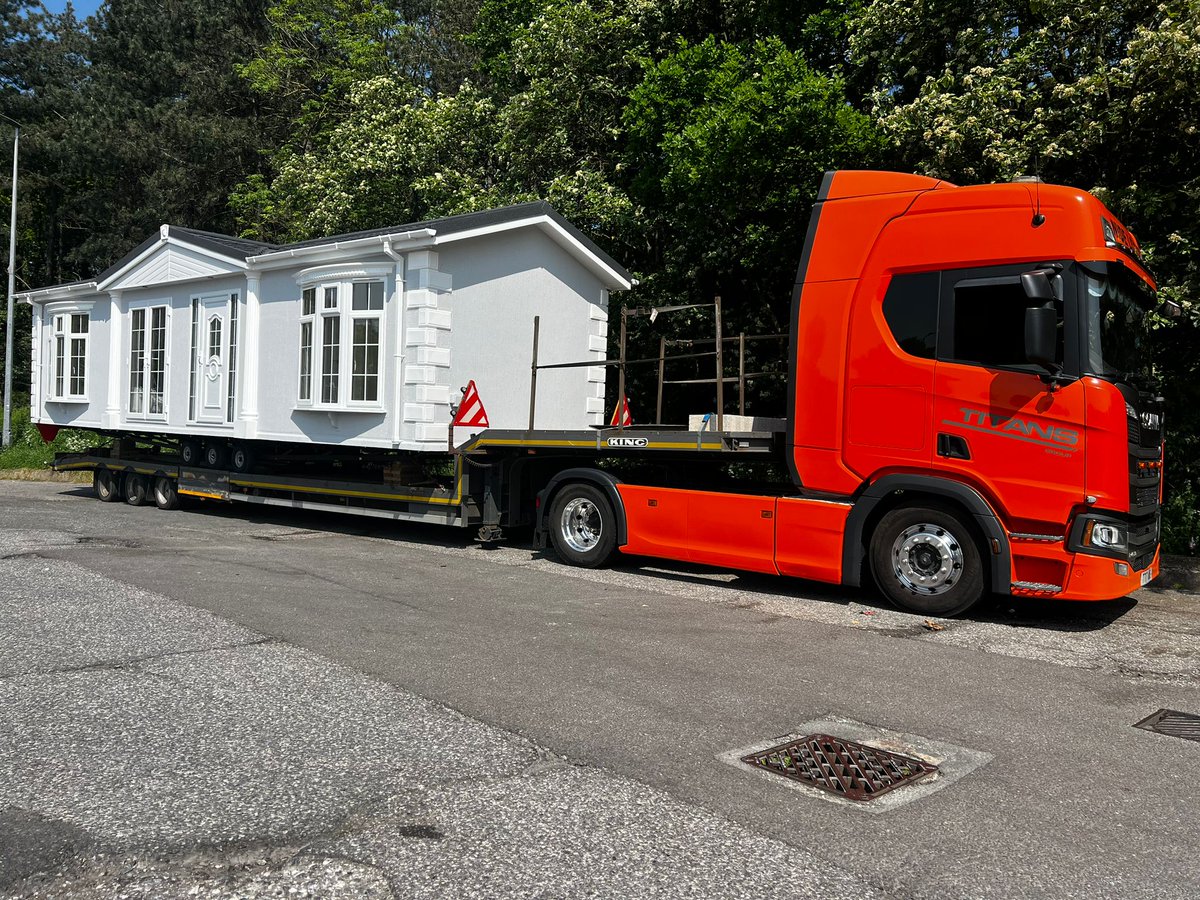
948, 279, 1062, 370
882, 271, 939, 359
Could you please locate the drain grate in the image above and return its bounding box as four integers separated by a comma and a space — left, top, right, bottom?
741, 734, 938, 802
1134, 709, 1200, 743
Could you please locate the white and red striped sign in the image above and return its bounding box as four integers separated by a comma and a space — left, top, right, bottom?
452, 380, 489, 428
609, 395, 633, 426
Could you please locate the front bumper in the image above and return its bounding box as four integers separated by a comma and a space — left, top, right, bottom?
1060, 546, 1160, 600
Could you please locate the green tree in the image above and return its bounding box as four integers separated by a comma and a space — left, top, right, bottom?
625, 37, 883, 326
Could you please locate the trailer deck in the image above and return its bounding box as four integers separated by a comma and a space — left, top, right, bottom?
51, 425, 781, 535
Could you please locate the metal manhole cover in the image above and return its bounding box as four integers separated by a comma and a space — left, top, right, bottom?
741, 733, 938, 802
1134, 709, 1200, 743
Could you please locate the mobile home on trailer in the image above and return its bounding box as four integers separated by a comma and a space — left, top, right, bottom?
31, 171, 1166, 618
21, 202, 631, 458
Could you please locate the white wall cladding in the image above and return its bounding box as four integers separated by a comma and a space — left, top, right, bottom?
26, 211, 625, 452
439, 230, 609, 439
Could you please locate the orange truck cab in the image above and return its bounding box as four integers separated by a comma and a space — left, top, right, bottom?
607, 170, 1163, 616
778, 170, 1163, 614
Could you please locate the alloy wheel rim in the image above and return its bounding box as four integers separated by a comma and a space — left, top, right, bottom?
892, 523, 964, 595
560, 497, 601, 553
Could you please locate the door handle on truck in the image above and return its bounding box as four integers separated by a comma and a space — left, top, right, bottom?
937, 433, 971, 460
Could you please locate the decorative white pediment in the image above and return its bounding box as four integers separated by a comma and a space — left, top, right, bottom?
100, 240, 247, 291
294, 262, 395, 287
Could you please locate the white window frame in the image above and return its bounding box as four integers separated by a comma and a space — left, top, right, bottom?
298, 286, 316, 404
45, 301, 94, 403
348, 280, 385, 406
294, 264, 391, 412
127, 299, 171, 421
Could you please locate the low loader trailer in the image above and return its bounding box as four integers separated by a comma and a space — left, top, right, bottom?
47, 171, 1170, 616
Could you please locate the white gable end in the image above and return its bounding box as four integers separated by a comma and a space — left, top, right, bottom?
103, 241, 246, 291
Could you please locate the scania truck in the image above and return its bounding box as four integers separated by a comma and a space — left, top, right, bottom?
49, 170, 1166, 616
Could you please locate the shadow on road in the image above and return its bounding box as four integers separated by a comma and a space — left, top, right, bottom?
52, 483, 1145, 633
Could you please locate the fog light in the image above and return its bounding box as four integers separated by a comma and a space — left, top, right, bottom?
1114, 563, 1129, 576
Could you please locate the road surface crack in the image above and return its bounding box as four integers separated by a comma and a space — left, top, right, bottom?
0, 637, 277, 681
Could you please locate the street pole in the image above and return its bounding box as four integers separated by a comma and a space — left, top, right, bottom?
2, 126, 17, 448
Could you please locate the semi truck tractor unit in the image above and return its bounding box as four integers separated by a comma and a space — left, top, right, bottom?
37, 170, 1165, 616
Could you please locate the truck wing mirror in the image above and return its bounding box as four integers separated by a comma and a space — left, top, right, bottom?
1159, 298, 1184, 320
1024, 305, 1058, 373
1021, 269, 1057, 301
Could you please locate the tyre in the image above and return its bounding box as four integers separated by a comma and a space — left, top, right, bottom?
229, 444, 255, 473
153, 476, 180, 510
203, 443, 225, 469
94, 469, 120, 502
124, 474, 149, 507
548, 482, 617, 568
180, 440, 201, 466
869, 505, 985, 617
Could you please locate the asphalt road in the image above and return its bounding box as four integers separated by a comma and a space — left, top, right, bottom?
2, 479, 1199, 899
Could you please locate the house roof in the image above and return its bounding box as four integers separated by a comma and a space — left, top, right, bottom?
93, 226, 277, 286
19, 200, 632, 300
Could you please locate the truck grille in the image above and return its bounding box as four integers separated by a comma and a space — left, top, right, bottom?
1128, 514, 1159, 572
1131, 484, 1159, 510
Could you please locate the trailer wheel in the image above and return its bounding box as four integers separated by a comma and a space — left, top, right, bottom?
869, 505, 984, 617
153, 476, 180, 510
180, 440, 201, 466
229, 444, 255, 473
94, 469, 121, 503
203, 443, 225, 469
124, 474, 150, 507
549, 483, 616, 568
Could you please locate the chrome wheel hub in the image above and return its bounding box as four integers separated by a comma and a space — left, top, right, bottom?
560, 497, 602, 553
892, 524, 963, 595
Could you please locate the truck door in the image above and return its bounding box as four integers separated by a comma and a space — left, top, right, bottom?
844, 271, 939, 480
931, 264, 1085, 531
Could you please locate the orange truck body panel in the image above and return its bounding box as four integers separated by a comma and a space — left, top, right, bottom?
614, 170, 1162, 603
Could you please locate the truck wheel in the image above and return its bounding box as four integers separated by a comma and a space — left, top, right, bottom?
153, 476, 180, 510
124, 474, 149, 507
203, 443, 225, 469
549, 483, 617, 568
869, 505, 984, 617
229, 444, 255, 473
180, 440, 201, 466
94, 469, 120, 502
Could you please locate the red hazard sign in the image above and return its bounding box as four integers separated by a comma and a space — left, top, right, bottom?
452, 380, 489, 428
610, 396, 632, 426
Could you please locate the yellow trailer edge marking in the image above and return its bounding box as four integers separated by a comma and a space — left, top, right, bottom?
229, 477, 463, 506
179, 489, 226, 500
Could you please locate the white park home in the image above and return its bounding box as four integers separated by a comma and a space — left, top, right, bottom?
19, 202, 631, 454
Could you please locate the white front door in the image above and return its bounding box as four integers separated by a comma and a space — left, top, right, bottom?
195, 294, 229, 424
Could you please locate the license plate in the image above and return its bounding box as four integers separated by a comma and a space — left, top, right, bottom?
1140, 568, 1154, 586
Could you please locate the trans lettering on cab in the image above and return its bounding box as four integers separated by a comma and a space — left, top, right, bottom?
944, 407, 1080, 456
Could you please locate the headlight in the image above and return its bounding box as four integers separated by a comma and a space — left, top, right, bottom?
1084, 519, 1127, 552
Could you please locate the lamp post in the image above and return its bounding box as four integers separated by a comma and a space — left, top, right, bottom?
2, 126, 17, 448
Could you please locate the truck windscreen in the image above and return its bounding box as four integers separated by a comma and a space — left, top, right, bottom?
1083, 269, 1156, 386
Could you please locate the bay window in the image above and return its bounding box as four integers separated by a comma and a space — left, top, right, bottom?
295, 270, 388, 409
